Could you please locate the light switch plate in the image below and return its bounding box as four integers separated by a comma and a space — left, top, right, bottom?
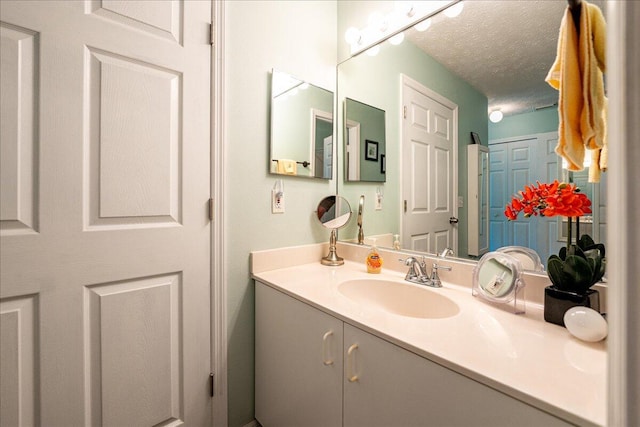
458, 196, 464, 208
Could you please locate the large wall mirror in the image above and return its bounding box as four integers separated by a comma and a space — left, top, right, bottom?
270, 69, 334, 179
336, 0, 607, 267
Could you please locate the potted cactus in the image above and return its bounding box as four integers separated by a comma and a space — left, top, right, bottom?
504, 180, 605, 326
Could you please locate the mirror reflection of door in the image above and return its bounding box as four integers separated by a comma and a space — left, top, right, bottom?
489, 131, 564, 263
401, 76, 458, 254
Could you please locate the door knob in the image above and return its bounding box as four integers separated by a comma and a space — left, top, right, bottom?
449, 217, 459, 224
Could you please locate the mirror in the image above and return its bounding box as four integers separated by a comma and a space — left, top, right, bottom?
344, 98, 386, 182
336, 0, 607, 266
270, 69, 334, 179
316, 196, 352, 265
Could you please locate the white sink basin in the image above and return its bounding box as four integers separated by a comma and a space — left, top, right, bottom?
338, 279, 460, 319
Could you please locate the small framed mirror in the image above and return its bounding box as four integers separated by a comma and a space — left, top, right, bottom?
344, 98, 386, 182
270, 69, 334, 179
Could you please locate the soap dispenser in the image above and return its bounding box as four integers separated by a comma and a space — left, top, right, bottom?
393, 234, 401, 250
366, 238, 383, 274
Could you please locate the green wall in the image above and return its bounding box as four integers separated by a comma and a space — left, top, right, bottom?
489, 108, 559, 141
225, 1, 337, 425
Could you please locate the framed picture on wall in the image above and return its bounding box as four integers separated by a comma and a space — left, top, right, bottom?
380, 154, 386, 173
365, 140, 378, 161
471, 132, 482, 145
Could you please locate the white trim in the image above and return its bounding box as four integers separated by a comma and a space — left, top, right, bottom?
242, 420, 260, 427
400, 74, 459, 255
345, 119, 360, 181
310, 108, 332, 178
607, 1, 640, 426
211, 1, 228, 425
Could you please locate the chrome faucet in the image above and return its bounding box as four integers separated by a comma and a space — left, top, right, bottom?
357, 195, 364, 244
429, 263, 452, 288
439, 247, 454, 258
402, 257, 428, 284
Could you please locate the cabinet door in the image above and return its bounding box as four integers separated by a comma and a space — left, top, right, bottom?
343, 324, 570, 427
255, 282, 343, 427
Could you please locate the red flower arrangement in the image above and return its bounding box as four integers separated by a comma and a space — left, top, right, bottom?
504, 180, 592, 221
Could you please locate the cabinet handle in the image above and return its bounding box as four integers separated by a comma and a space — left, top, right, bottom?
322, 330, 334, 366
347, 343, 359, 382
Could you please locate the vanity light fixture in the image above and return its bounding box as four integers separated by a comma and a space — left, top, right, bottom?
414, 18, 432, 32
344, 27, 362, 46
443, 2, 464, 18
389, 32, 405, 45
344, 1, 455, 55
366, 45, 380, 57
368, 11, 388, 32
489, 110, 504, 123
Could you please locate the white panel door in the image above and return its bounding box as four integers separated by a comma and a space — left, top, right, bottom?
402, 76, 457, 254
489, 132, 561, 264
0, 1, 212, 426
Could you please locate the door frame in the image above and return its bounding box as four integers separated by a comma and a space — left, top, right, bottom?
607, 2, 640, 426
400, 74, 459, 255
211, 1, 228, 425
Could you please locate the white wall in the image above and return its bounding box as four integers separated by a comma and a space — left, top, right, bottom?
224, 2, 337, 426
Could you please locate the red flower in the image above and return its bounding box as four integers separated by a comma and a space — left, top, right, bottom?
504, 180, 592, 221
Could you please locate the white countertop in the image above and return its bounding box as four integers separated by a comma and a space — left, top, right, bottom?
252, 257, 606, 427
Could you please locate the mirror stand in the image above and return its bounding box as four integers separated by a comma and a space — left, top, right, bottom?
322, 229, 343, 266
316, 195, 353, 266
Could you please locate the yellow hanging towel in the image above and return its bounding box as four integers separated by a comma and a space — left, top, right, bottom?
276, 159, 297, 175
546, 1, 607, 183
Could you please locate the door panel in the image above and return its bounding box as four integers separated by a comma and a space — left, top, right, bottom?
402, 78, 457, 254
0, 1, 211, 426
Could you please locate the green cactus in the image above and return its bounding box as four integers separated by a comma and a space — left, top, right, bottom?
547, 234, 606, 294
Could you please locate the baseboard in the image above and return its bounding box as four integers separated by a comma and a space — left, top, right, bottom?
243, 420, 260, 427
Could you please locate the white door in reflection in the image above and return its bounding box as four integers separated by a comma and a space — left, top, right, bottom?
401, 76, 458, 254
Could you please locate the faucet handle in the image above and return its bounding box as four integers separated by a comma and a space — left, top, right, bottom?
400, 257, 417, 266
432, 262, 452, 272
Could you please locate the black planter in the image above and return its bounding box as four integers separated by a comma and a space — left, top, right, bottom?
544, 286, 600, 327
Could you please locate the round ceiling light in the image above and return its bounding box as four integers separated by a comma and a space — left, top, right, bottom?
489, 110, 504, 123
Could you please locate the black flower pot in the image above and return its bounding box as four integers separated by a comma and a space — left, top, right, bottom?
544, 286, 600, 327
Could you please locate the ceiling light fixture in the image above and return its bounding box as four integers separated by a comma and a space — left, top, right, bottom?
489, 110, 504, 123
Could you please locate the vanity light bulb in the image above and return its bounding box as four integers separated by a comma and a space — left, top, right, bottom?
396, 1, 415, 17
366, 45, 380, 57
345, 27, 361, 45
368, 11, 387, 32
489, 110, 503, 123
444, 2, 464, 18
413, 18, 432, 32
389, 32, 405, 45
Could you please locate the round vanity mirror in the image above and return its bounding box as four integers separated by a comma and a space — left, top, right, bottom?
316, 196, 352, 266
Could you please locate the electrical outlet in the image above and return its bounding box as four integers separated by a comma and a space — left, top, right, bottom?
272, 189, 285, 214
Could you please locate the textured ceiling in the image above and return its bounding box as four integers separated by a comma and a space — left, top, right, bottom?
405, 0, 605, 117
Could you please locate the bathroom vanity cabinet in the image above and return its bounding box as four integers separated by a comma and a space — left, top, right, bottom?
255, 281, 571, 427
